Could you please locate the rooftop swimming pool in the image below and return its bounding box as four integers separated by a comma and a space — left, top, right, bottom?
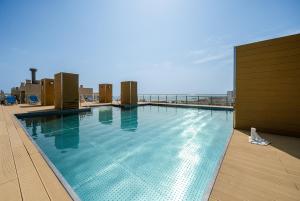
18, 105, 233, 201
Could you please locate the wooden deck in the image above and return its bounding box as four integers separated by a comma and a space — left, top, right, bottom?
210, 130, 300, 201
0, 104, 72, 201
0, 104, 299, 201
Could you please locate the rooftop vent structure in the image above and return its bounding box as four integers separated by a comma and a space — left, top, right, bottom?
29, 68, 37, 84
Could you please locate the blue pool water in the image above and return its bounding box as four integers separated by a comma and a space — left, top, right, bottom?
19, 106, 233, 201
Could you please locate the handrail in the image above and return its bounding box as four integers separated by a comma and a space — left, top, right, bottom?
138, 93, 227, 96
136, 94, 234, 106
93, 93, 234, 106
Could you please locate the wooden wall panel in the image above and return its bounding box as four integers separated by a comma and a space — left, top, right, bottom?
235, 33, 300, 137
99, 84, 112, 103
41, 79, 54, 106
121, 82, 130, 104
54, 73, 62, 109
120, 81, 137, 106
131, 82, 137, 104
54, 73, 79, 110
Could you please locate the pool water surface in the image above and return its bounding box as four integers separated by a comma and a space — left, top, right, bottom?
19, 106, 233, 201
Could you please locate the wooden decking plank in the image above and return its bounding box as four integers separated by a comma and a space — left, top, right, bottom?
0, 121, 6, 135
222, 155, 288, 178
31, 152, 73, 201
13, 117, 39, 155
0, 106, 5, 122
220, 162, 300, 199
210, 182, 245, 201
0, 179, 22, 201
217, 171, 300, 201
208, 196, 219, 201
6, 126, 24, 149
277, 152, 300, 176
211, 130, 300, 201
9, 138, 50, 201
2, 106, 50, 201
18, 169, 50, 201
0, 135, 17, 185
220, 160, 297, 189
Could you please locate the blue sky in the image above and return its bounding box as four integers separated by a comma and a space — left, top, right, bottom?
0, 0, 300, 95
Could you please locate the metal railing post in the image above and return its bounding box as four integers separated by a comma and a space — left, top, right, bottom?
143, 95, 145, 102
175, 96, 177, 104
226, 96, 228, 106
186, 96, 187, 104
197, 96, 199, 105
210, 96, 212, 105
158, 95, 159, 103
150, 95, 151, 102
166, 95, 167, 103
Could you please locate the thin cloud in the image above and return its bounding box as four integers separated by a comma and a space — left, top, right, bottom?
190, 45, 233, 65
188, 50, 205, 56
193, 54, 228, 64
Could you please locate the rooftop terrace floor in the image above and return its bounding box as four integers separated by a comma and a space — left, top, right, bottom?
210, 130, 300, 201
0, 104, 299, 201
0, 105, 72, 201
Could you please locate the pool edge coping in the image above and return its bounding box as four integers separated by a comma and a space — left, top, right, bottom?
15, 107, 91, 118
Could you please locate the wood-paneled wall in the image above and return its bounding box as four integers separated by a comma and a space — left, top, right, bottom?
234, 33, 300, 137
99, 84, 112, 103
120, 81, 137, 106
41, 78, 54, 106
54, 72, 79, 110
